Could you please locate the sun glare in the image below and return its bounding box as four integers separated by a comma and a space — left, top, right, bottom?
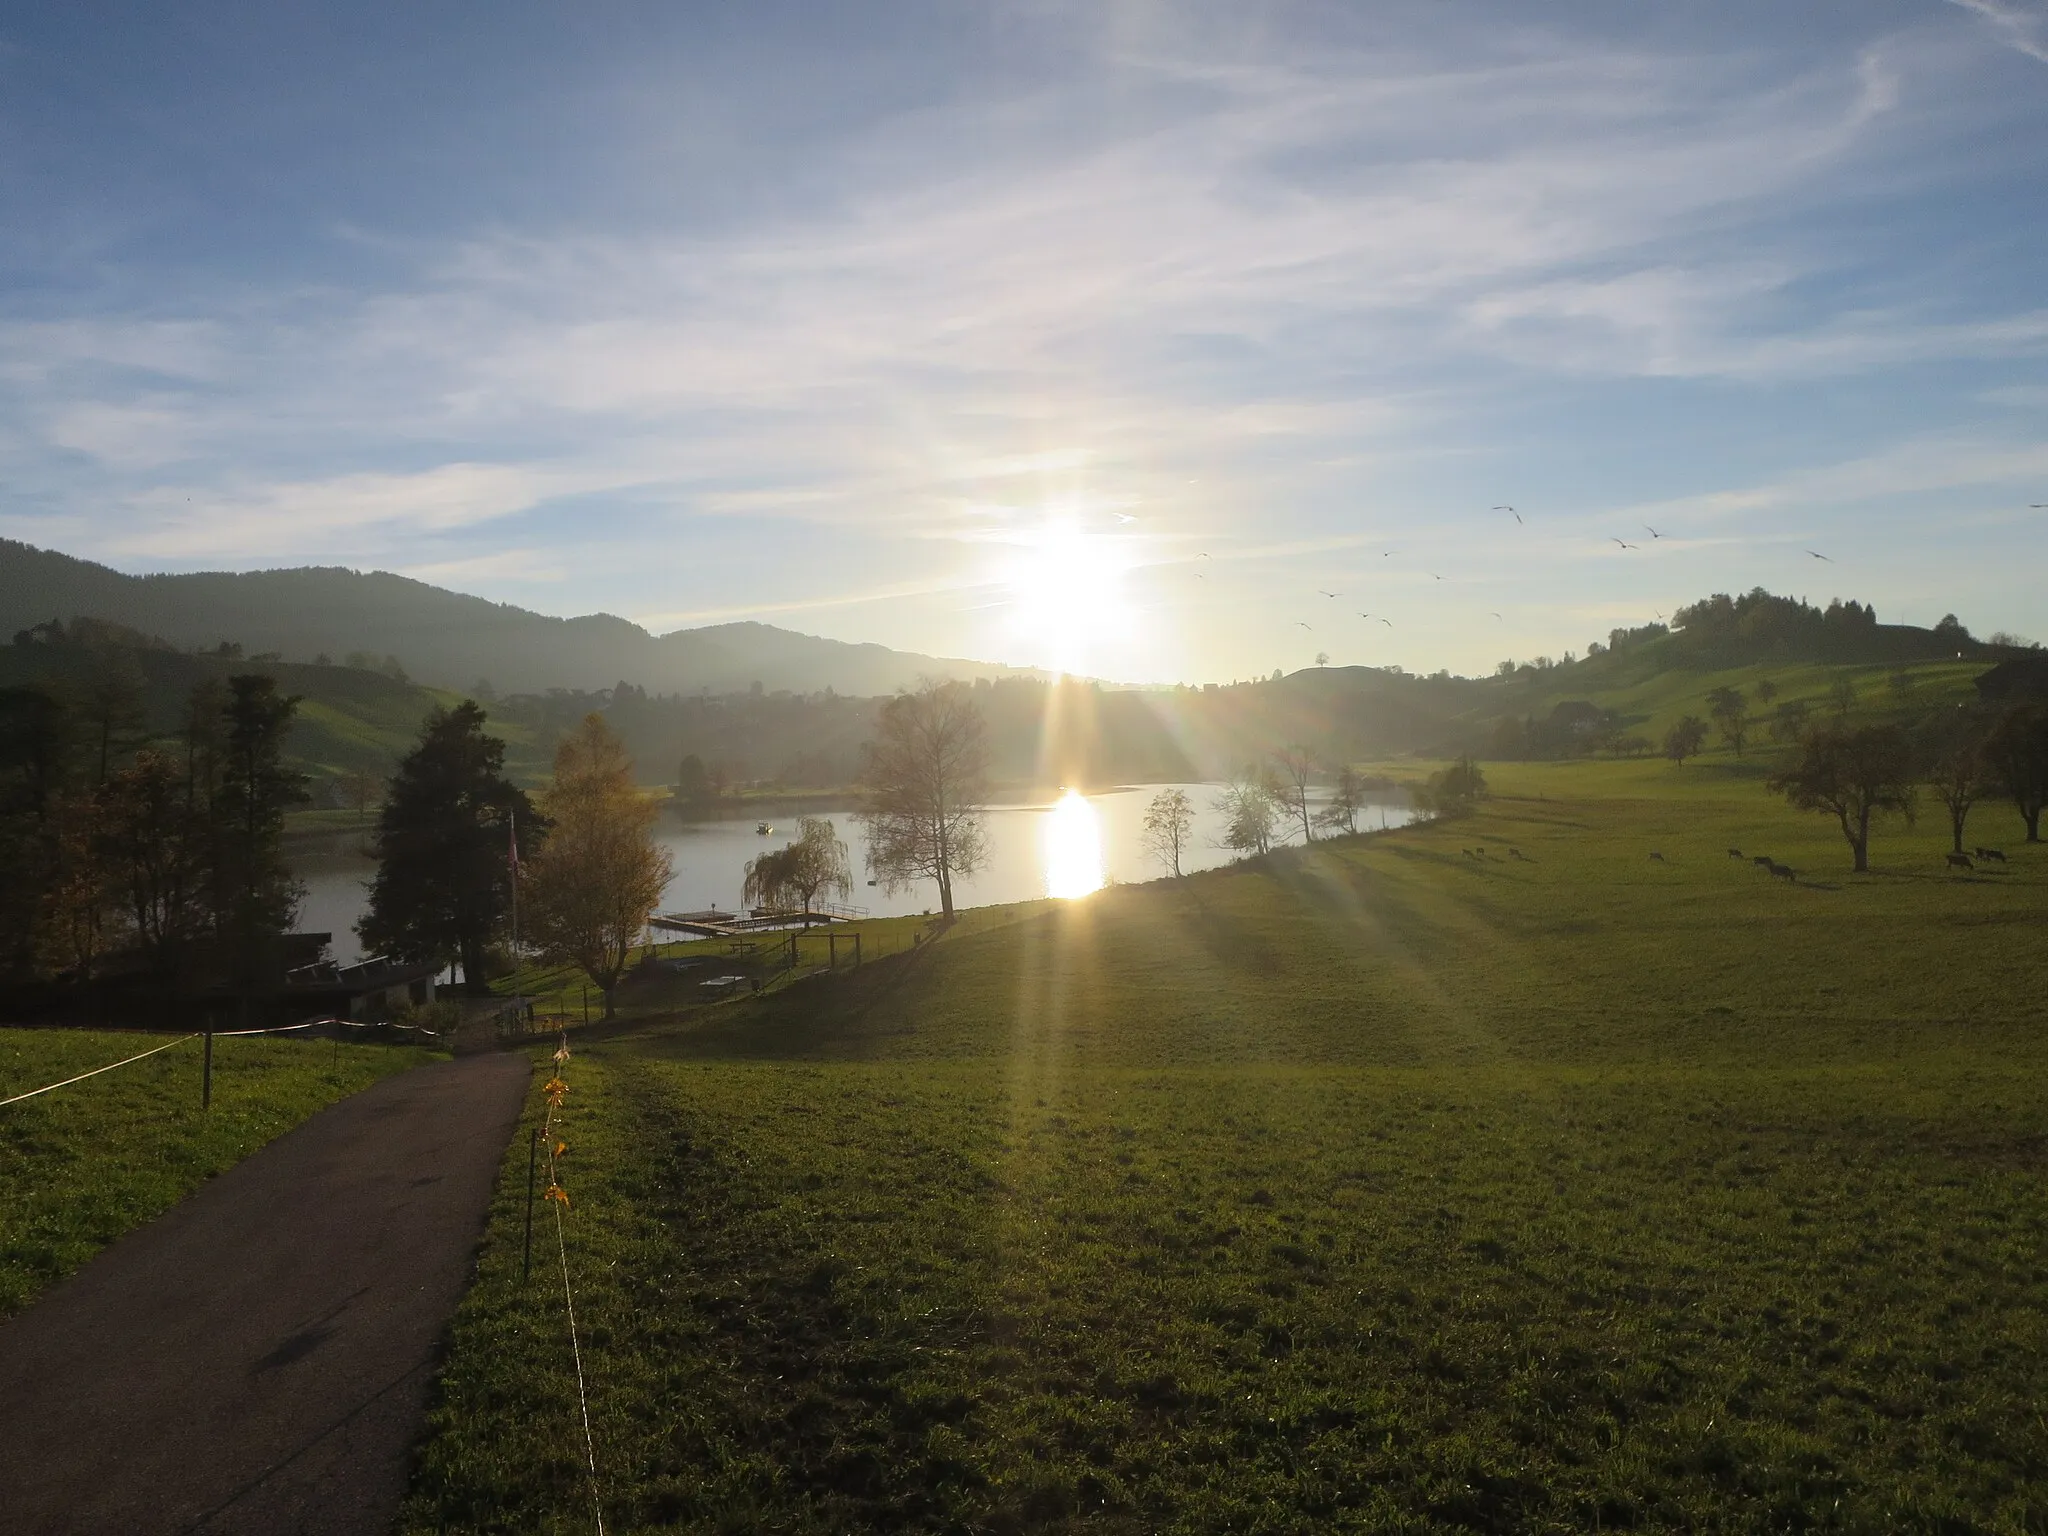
1042, 788, 1105, 899
1003, 521, 1135, 676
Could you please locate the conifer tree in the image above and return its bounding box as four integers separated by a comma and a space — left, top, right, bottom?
360, 701, 540, 991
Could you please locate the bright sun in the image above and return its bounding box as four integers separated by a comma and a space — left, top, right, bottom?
1043, 788, 1105, 899
1003, 521, 1134, 676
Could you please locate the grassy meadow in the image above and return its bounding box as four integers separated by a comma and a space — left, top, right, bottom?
403, 758, 2048, 1534
0, 1029, 439, 1317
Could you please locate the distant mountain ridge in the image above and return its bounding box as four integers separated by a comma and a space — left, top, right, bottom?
0, 540, 1043, 697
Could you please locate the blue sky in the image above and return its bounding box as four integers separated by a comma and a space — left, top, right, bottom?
1, 0, 2044, 683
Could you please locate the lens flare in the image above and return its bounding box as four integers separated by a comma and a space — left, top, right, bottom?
1042, 788, 1104, 899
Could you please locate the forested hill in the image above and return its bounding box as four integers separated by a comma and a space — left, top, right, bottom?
0, 568, 2036, 803
0, 540, 1042, 698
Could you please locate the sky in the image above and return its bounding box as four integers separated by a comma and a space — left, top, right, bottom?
1, 0, 2045, 685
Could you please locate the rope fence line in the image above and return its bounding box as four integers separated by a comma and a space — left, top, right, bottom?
538, 1037, 606, 1535
0, 1032, 199, 1108
1, 1015, 442, 1110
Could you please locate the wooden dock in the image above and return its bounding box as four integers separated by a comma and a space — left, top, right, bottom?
650, 906, 863, 938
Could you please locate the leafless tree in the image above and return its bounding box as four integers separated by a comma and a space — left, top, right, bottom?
856, 679, 989, 920
1141, 788, 1195, 877
1272, 745, 1316, 843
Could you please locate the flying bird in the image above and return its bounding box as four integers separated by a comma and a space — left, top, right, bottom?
1491, 612, 1503, 620
1494, 505, 1522, 525
1113, 513, 1137, 524
1319, 589, 1340, 598
1806, 549, 1832, 562
2031, 504, 2046, 508
1297, 621, 1313, 630
1613, 538, 1638, 550
1358, 612, 1372, 619
1431, 573, 1446, 581
1645, 525, 1664, 539
1379, 618, 1393, 627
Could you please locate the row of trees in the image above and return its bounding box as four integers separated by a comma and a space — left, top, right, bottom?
1768, 708, 2048, 871
1135, 749, 1403, 875
0, 674, 306, 986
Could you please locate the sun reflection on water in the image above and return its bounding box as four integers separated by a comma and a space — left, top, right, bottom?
1043, 788, 1105, 898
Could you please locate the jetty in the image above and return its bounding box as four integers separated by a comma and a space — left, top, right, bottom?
651, 901, 868, 939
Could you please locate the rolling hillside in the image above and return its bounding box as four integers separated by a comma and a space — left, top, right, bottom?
0, 540, 1044, 698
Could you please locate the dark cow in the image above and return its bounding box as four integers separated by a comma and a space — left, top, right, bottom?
1769, 862, 1795, 881
1649, 851, 1665, 862
1752, 855, 1774, 868
1976, 847, 2007, 863
1509, 848, 1523, 860
1727, 848, 1744, 859
1946, 852, 1974, 870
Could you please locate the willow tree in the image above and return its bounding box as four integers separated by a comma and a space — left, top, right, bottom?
523, 714, 672, 1017
743, 817, 852, 925
857, 679, 988, 921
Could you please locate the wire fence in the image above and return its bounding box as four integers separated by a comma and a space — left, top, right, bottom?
0, 1017, 431, 1111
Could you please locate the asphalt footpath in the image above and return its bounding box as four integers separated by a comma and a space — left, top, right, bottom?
0, 1050, 532, 1535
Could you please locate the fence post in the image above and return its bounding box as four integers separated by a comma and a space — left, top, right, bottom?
853, 932, 861, 967
201, 1023, 214, 1110
828, 933, 837, 968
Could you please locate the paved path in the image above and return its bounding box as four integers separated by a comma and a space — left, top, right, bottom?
0, 1051, 531, 1535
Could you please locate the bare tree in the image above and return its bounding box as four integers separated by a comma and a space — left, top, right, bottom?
1767, 723, 1916, 872
1141, 788, 1195, 877
337, 766, 384, 825
857, 679, 989, 921
1827, 675, 1856, 718
1754, 677, 1779, 706
523, 713, 673, 1017
1923, 722, 1991, 855
1272, 746, 1316, 843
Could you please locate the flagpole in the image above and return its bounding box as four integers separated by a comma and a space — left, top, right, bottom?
509, 809, 522, 1023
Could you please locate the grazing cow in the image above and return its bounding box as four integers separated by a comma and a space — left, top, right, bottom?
1769, 862, 1795, 881
1727, 848, 1744, 859
1509, 848, 1523, 860
1977, 847, 2007, 863
1946, 852, 1974, 870
1752, 855, 1774, 868
1649, 851, 1665, 862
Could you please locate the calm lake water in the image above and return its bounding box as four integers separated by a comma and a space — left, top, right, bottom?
296, 782, 1415, 966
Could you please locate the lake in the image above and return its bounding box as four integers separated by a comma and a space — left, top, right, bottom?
296, 782, 1416, 966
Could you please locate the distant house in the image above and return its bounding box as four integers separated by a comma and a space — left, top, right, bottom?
1974, 656, 2048, 704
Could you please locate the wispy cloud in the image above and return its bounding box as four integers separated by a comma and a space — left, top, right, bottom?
1, 3, 2043, 676
1947, 0, 2048, 63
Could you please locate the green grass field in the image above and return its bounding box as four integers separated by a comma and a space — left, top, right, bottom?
0, 1029, 438, 1318
401, 760, 2047, 1534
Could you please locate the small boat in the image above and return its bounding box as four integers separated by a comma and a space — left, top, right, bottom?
755, 821, 771, 835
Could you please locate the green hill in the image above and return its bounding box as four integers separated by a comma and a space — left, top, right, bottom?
0, 539, 1044, 698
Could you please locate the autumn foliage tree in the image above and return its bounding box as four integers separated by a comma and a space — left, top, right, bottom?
523, 714, 672, 1017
